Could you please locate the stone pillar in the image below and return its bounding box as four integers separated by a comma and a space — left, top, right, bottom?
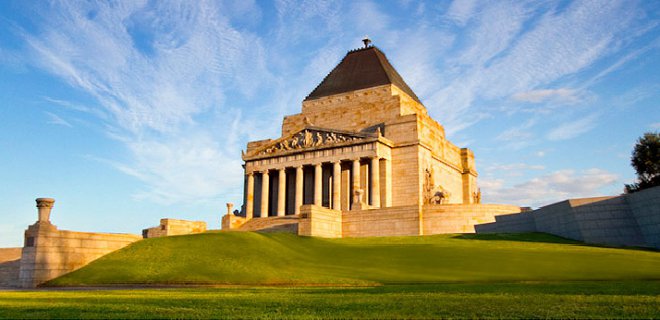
226, 203, 234, 215
370, 157, 381, 208
351, 159, 360, 191
381, 159, 392, 207
260, 170, 270, 218
36, 198, 55, 223
295, 166, 303, 215
351, 159, 360, 210
314, 163, 322, 206
245, 173, 254, 219
332, 161, 341, 211
277, 168, 286, 216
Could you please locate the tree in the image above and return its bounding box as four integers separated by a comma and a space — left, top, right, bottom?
625, 132, 660, 193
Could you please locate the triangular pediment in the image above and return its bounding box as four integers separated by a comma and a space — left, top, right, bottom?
244, 127, 377, 159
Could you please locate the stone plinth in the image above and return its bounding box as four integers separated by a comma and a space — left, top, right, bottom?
142, 218, 207, 238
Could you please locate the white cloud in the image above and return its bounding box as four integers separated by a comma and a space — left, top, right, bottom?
18, 1, 271, 204
484, 163, 545, 172
481, 168, 619, 207
546, 113, 599, 141
511, 88, 580, 103
44, 111, 72, 128
445, 0, 478, 26
495, 118, 537, 149
428, 0, 649, 134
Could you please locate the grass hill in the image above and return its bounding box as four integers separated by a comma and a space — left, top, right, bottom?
46, 232, 660, 286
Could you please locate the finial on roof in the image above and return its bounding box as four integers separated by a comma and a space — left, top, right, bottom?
362, 36, 372, 48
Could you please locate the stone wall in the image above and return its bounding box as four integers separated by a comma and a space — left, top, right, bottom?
342, 205, 421, 237
19, 223, 141, 288
298, 205, 342, 238
222, 214, 247, 230
0, 248, 22, 287
423, 204, 521, 234
627, 186, 660, 248
475, 186, 660, 249
142, 218, 207, 238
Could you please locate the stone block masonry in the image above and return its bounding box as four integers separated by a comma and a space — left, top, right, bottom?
143, 218, 207, 238
18, 198, 141, 288
476, 186, 660, 249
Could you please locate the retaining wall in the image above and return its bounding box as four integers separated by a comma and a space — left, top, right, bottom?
18, 223, 141, 288
342, 205, 420, 237
423, 204, 521, 234
476, 186, 660, 249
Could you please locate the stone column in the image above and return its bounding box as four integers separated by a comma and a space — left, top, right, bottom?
332, 161, 341, 211
382, 159, 392, 207
351, 159, 360, 210
351, 159, 361, 191
245, 173, 254, 219
314, 163, 322, 206
295, 166, 303, 215
260, 170, 270, 218
36, 198, 55, 223
370, 157, 381, 208
277, 168, 286, 216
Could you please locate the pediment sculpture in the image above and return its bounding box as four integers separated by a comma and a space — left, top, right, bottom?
258, 129, 367, 156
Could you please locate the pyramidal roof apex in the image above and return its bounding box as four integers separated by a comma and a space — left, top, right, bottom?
304, 46, 422, 104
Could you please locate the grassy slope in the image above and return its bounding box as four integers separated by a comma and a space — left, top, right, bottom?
47, 232, 660, 286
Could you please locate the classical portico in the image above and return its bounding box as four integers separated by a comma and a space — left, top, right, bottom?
242, 127, 392, 219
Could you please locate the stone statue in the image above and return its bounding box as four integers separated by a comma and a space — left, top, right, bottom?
473, 189, 481, 204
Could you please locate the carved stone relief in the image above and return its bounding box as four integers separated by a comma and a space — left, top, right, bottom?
260, 129, 363, 155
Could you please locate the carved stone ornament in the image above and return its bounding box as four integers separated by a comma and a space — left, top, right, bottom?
259, 129, 364, 156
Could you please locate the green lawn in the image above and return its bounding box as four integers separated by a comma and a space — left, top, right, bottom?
0, 282, 659, 319
47, 232, 660, 286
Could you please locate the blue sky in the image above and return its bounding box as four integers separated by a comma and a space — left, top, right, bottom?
0, 0, 658, 247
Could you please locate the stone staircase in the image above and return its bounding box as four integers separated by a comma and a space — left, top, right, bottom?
238, 216, 299, 233
0, 248, 22, 287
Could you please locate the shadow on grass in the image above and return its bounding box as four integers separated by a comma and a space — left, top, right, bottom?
453, 233, 659, 252
452, 232, 581, 244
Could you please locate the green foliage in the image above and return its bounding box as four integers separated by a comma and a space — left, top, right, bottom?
0, 282, 659, 319
626, 132, 660, 193
46, 232, 660, 287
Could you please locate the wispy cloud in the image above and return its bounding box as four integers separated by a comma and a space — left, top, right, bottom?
44, 111, 72, 128
17, 1, 271, 204
546, 113, 599, 141
481, 168, 619, 207
511, 88, 580, 103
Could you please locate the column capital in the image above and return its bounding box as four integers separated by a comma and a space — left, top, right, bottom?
260, 169, 270, 174
246, 171, 255, 176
